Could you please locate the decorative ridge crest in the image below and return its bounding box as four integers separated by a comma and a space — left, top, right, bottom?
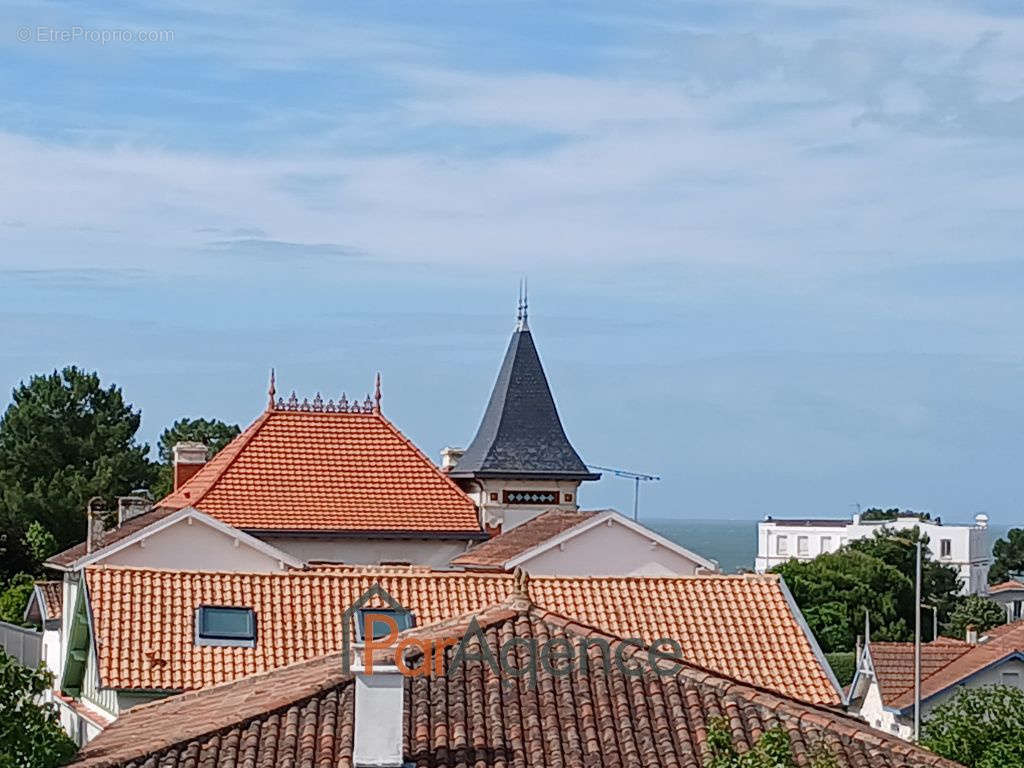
267, 373, 381, 413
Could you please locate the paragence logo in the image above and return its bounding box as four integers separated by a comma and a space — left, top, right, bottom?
341, 581, 686, 690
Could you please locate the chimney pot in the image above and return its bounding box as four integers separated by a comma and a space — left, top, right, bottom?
173, 442, 209, 491
440, 446, 464, 470
353, 667, 404, 767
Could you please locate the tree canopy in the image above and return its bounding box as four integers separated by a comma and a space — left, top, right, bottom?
921, 685, 1024, 768
773, 549, 912, 652
0, 648, 77, 768
943, 595, 1006, 640
773, 526, 963, 651
990, 528, 1024, 585
0, 367, 155, 581
150, 417, 240, 499
859, 507, 931, 522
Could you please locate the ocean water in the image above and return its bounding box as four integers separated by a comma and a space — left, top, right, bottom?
644, 517, 1017, 574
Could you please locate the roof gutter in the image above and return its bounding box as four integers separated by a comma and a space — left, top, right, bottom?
244, 528, 491, 541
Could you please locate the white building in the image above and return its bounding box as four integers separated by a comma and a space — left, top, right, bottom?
754, 512, 990, 594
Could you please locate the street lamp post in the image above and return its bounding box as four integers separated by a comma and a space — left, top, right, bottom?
914, 540, 922, 742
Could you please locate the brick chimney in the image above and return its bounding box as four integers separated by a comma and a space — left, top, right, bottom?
173, 442, 208, 490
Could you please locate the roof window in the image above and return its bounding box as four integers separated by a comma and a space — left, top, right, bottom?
354, 608, 415, 642
196, 606, 256, 647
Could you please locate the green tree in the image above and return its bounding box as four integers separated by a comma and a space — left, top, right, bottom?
921, 685, 1024, 768
774, 549, 913, 652
149, 417, 241, 499
0, 367, 156, 579
859, 507, 930, 522
990, 528, 1024, 585
943, 595, 1006, 640
0, 574, 35, 626
0, 648, 77, 768
705, 717, 837, 768
847, 526, 962, 638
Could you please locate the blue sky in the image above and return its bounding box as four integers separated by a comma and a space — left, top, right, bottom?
2, 0, 1024, 524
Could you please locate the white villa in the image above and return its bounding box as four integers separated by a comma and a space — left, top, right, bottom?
754, 512, 991, 594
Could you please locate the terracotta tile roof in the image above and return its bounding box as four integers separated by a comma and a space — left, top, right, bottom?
868, 621, 1024, 710
450, 508, 598, 569
155, 409, 482, 533
888, 621, 1024, 710
989, 578, 1024, 594
83, 565, 840, 704
35, 580, 63, 620
70, 603, 958, 768
867, 640, 972, 705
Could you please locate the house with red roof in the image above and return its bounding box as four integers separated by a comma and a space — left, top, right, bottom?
847, 620, 1024, 740
65, 584, 955, 768
988, 576, 1024, 622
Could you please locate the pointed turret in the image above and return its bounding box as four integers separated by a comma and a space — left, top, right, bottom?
449, 289, 598, 531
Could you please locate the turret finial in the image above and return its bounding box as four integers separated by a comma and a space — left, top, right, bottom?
516, 277, 529, 331
268, 368, 276, 409
374, 372, 382, 413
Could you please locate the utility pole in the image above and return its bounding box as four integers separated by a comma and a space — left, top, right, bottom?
587, 465, 661, 521
914, 540, 922, 742
922, 603, 938, 642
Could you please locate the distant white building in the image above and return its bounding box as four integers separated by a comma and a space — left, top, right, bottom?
754, 512, 990, 594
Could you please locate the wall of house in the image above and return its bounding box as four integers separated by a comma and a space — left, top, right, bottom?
755, 522, 849, 572
990, 589, 1024, 622
82, 643, 119, 718
262, 536, 473, 568
518, 519, 707, 576
853, 676, 912, 739
102, 520, 291, 571
462, 479, 583, 530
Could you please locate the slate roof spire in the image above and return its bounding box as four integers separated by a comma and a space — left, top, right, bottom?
450, 293, 598, 481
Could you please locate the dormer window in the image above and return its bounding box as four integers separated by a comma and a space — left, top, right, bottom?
354, 608, 415, 642
196, 606, 256, 647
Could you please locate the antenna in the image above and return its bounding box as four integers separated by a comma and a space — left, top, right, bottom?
587, 464, 661, 521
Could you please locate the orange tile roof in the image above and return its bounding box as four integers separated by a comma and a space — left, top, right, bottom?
70, 603, 959, 768
83, 565, 840, 704
989, 579, 1024, 594
868, 621, 1024, 709
35, 580, 63, 620
450, 508, 598, 569
157, 408, 482, 534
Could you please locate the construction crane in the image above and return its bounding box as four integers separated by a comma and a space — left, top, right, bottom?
587, 465, 661, 521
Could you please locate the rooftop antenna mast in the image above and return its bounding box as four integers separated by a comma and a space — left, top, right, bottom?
587, 465, 661, 521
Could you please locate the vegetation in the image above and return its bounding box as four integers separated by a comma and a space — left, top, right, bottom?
990, 528, 1024, 585
921, 685, 1024, 768
705, 717, 837, 768
150, 417, 240, 499
859, 507, 930, 522
0, 648, 77, 768
0, 367, 156, 582
0, 575, 36, 626
773, 526, 962, 651
943, 595, 1006, 640
824, 651, 856, 687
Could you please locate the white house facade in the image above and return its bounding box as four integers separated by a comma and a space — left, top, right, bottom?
755, 512, 991, 594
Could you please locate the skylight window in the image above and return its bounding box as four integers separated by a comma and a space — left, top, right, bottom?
354, 608, 414, 642
196, 606, 257, 647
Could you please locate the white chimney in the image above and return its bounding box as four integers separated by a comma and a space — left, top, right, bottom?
440, 446, 464, 470
975, 513, 989, 530
966, 624, 978, 645
353, 667, 404, 767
